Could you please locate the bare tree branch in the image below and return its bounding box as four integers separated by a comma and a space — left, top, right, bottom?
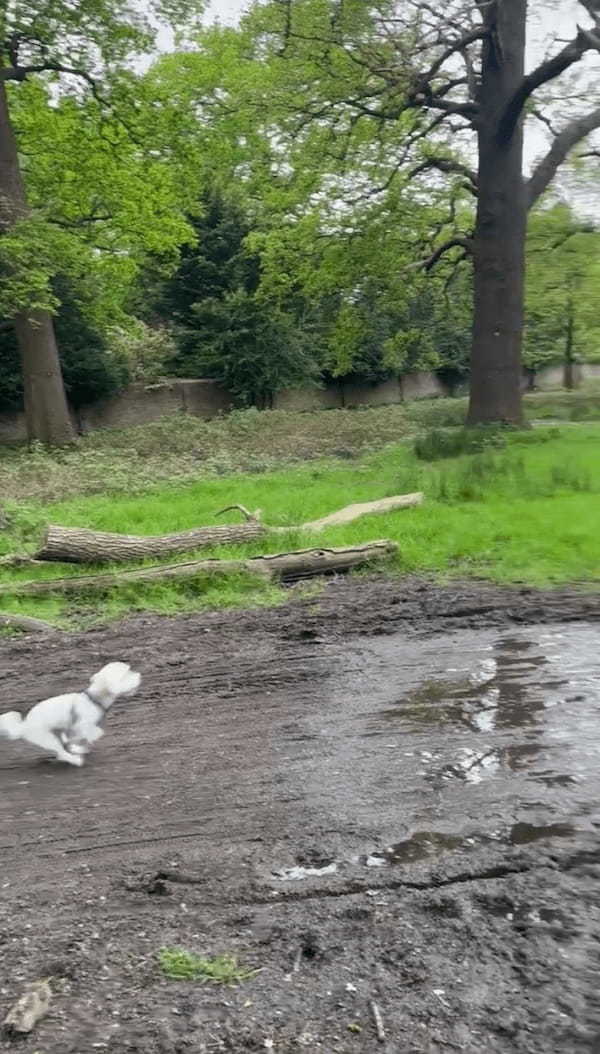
410, 156, 478, 193
410, 236, 473, 272
527, 105, 600, 207
529, 107, 560, 137
0, 61, 107, 104
409, 92, 478, 119
499, 26, 600, 143
409, 25, 488, 95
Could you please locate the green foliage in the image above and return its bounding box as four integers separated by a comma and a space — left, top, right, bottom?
0, 0, 207, 413
146, 188, 260, 322
0, 276, 128, 411
142, 187, 319, 404
525, 205, 600, 371
158, 949, 258, 985
174, 289, 319, 406
109, 322, 176, 382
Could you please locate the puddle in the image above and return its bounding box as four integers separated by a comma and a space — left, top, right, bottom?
275, 819, 579, 880
508, 821, 577, 846
363, 832, 469, 866
274, 862, 338, 881
283, 623, 600, 870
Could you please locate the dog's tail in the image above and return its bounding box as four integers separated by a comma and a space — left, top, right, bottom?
88, 661, 141, 701
0, 711, 24, 741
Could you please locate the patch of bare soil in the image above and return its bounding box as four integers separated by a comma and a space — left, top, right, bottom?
1, 576, 600, 1052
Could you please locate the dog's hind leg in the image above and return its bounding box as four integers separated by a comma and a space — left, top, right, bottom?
23, 728, 83, 766
79, 724, 104, 744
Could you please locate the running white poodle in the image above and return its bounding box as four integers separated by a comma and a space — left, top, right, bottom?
0, 661, 141, 766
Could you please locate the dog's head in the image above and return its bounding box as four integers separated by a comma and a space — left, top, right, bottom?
88, 662, 141, 705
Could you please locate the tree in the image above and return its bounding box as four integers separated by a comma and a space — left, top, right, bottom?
525, 203, 600, 384
0, 276, 129, 413
229, 0, 600, 424
143, 187, 319, 405
0, 0, 205, 444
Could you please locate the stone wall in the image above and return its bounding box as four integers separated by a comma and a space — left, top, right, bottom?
1, 364, 598, 442
78, 379, 233, 433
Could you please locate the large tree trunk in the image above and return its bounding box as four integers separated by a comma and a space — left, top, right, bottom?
0, 80, 75, 446
468, 0, 527, 426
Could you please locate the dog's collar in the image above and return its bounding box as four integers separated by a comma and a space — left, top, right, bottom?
83, 688, 109, 714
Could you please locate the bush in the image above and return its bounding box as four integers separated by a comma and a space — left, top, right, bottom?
108, 321, 176, 382
414, 425, 507, 461
172, 290, 319, 407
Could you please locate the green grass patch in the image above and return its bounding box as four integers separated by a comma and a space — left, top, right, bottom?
1, 386, 599, 506
158, 948, 258, 985
1, 417, 599, 628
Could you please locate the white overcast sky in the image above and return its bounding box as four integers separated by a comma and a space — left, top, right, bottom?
205, 0, 248, 22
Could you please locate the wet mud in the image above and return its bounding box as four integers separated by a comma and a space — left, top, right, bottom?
1, 576, 599, 1052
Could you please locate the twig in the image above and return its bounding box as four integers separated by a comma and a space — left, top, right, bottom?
0, 554, 37, 567
292, 947, 302, 973
215, 504, 261, 522
370, 1000, 386, 1043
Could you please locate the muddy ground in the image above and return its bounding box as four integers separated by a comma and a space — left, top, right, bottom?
1, 576, 600, 1053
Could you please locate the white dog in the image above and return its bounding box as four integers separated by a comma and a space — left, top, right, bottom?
0, 661, 141, 766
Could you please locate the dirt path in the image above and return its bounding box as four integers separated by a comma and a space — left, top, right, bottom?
1, 576, 600, 1053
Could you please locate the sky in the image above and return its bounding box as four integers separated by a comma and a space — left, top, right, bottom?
205, 0, 248, 22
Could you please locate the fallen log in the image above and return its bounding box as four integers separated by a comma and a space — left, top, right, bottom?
36, 515, 267, 564
303, 493, 423, 530
4, 541, 397, 597
0, 612, 59, 633
35, 495, 422, 565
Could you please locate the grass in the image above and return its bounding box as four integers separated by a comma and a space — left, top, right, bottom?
158, 948, 258, 985
1, 386, 599, 505
1, 395, 599, 629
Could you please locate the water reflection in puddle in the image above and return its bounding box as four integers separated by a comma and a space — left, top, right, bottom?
385, 633, 570, 734
274, 822, 579, 880
280, 623, 600, 870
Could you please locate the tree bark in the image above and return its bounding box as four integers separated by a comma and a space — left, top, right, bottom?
468, 0, 527, 426
5, 541, 397, 595
564, 292, 576, 390
37, 520, 268, 564
0, 79, 75, 447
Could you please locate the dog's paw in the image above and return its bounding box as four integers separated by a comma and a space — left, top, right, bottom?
65, 753, 84, 767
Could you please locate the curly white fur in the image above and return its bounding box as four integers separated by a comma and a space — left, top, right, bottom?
0, 661, 141, 767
